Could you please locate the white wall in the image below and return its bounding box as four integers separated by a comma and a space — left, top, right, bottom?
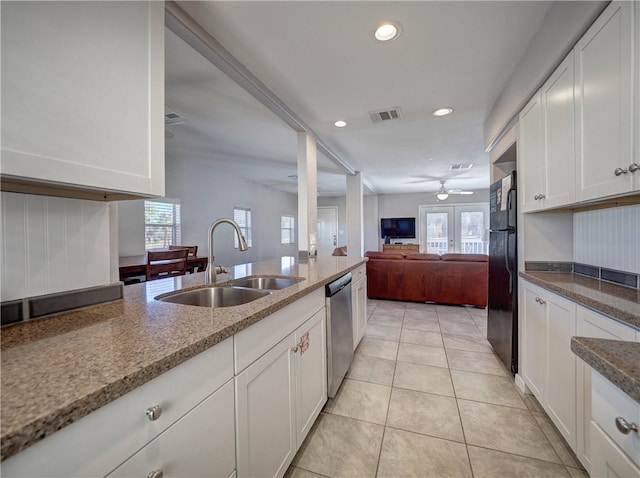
1, 192, 112, 301
117, 157, 298, 267
574, 204, 640, 274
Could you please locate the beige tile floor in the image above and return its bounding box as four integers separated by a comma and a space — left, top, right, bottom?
287, 299, 589, 478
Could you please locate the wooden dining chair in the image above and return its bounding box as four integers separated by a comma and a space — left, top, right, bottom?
146, 249, 188, 281
169, 245, 199, 273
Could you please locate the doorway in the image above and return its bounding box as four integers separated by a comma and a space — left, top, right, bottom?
419, 204, 489, 254
317, 206, 338, 256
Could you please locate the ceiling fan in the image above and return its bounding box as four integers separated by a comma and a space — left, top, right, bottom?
433, 180, 473, 200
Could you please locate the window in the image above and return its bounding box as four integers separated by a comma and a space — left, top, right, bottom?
144, 200, 181, 250
281, 215, 295, 244
233, 207, 252, 248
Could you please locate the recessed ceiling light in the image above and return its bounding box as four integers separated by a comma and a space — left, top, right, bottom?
375, 22, 401, 42
334, 120, 347, 128
433, 107, 453, 117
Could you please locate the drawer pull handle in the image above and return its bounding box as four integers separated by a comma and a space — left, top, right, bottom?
146, 405, 162, 421
614, 167, 628, 176
615, 417, 638, 435
147, 470, 164, 478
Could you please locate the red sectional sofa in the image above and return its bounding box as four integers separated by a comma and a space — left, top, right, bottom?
364, 251, 488, 308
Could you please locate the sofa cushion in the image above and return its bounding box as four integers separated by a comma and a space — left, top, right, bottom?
364, 251, 406, 260
440, 253, 488, 262
405, 253, 441, 261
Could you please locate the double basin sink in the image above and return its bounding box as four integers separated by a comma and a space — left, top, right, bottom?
156, 276, 304, 308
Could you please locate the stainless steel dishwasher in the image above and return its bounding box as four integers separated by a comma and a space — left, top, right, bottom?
325, 272, 354, 398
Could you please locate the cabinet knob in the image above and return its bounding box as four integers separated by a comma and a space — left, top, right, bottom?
615, 416, 639, 435
147, 470, 164, 478
535, 297, 546, 305
614, 167, 628, 176
534, 194, 546, 200
146, 405, 162, 421
629, 163, 639, 173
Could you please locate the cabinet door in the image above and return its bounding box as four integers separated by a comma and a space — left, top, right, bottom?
590, 422, 640, 478
575, 1, 634, 201
541, 51, 575, 209
1, 2, 164, 200
519, 92, 545, 212
544, 293, 576, 450
108, 380, 236, 478
521, 282, 547, 400
352, 278, 368, 350
236, 334, 297, 478
576, 307, 638, 472
294, 309, 327, 446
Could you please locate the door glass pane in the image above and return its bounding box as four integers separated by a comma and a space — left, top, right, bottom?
460, 211, 487, 254
425, 213, 448, 254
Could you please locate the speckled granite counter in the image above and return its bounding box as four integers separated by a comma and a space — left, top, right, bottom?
520, 271, 640, 329
571, 337, 640, 403
0, 256, 366, 461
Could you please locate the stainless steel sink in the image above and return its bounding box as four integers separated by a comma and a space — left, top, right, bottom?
230, 276, 304, 290
156, 286, 271, 307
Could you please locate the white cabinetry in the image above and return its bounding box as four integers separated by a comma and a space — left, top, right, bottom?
108, 380, 236, 478
575, 1, 637, 201
590, 370, 640, 477
235, 289, 327, 478
352, 264, 368, 349
1, 1, 164, 200
2, 338, 235, 478
521, 280, 577, 449
519, 92, 544, 213
519, 52, 575, 212
576, 306, 639, 473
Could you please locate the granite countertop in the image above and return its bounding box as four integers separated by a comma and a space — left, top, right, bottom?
571, 337, 640, 403
0, 256, 366, 461
520, 271, 640, 329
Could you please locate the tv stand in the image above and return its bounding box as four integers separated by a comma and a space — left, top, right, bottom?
382, 244, 419, 253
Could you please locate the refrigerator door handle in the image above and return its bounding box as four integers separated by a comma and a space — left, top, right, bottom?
504, 232, 513, 294
506, 187, 516, 229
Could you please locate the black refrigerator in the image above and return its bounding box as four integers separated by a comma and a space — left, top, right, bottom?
487, 171, 518, 374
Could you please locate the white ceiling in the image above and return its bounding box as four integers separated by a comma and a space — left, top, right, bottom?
165, 1, 552, 197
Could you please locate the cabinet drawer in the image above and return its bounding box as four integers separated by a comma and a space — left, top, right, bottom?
2, 338, 234, 478
108, 379, 236, 478
592, 370, 640, 466
352, 264, 366, 283
234, 288, 325, 373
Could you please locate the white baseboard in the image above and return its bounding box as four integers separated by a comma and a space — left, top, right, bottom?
514, 373, 527, 393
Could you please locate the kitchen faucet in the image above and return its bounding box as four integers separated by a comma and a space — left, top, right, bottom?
206, 218, 249, 284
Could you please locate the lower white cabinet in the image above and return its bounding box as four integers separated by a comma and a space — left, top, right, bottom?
108, 380, 236, 478
590, 369, 640, 477
521, 280, 577, 449
235, 304, 327, 478
352, 264, 368, 349
576, 306, 639, 473
590, 422, 640, 478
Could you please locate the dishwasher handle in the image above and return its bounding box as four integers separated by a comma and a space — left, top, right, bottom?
325, 272, 352, 297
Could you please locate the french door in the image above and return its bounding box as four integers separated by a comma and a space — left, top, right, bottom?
419, 204, 489, 254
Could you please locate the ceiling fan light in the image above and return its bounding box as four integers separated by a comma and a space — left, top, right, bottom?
437, 192, 449, 201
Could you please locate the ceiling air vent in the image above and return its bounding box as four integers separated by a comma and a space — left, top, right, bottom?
165, 106, 188, 126
449, 163, 474, 171
369, 107, 401, 124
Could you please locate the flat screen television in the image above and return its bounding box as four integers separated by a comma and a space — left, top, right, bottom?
380, 217, 416, 239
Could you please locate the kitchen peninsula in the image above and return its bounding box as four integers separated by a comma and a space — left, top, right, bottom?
1, 255, 366, 477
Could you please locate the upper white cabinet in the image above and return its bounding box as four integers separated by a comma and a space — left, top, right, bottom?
519, 92, 544, 212
575, 1, 637, 201
1, 1, 165, 201
519, 52, 575, 213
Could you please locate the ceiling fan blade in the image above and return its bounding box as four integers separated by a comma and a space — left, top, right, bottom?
449, 190, 474, 195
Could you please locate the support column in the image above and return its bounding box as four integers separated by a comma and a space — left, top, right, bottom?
346, 172, 364, 256
297, 132, 318, 257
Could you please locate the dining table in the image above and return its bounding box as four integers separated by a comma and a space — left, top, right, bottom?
118, 252, 209, 281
